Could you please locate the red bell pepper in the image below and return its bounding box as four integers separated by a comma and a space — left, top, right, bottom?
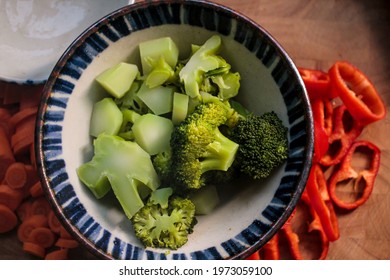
280, 192, 329, 260
298, 68, 335, 100
328, 140, 381, 210
260, 234, 280, 260
328, 61, 386, 126
320, 104, 363, 166
306, 164, 339, 241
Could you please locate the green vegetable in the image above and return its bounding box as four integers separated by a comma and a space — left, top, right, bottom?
136, 82, 174, 115
179, 35, 222, 99
131, 193, 196, 250
132, 113, 174, 155
96, 62, 139, 99
171, 92, 189, 125
170, 100, 239, 191
77, 134, 160, 219
145, 57, 176, 88
89, 97, 123, 137
139, 37, 179, 75
189, 184, 220, 215
230, 111, 289, 179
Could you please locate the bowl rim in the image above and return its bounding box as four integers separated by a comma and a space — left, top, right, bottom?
36, 0, 313, 260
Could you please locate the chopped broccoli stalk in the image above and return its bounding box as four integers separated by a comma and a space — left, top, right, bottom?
149, 187, 173, 209
172, 92, 189, 125
189, 184, 220, 215
179, 35, 222, 99
132, 113, 174, 155
77, 134, 160, 219
139, 37, 179, 75
131, 195, 196, 249
170, 101, 239, 190
96, 62, 139, 98
117, 109, 141, 140
136, 82, 174, 115
145, 57, 176, 88
230, 111, 289, 179
115, 81, 148, 115
210, 71, 241, 101
89, 97, 123, 138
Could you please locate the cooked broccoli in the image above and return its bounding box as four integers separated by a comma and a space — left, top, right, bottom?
229, 111, 289, 180
152, 149, 172, 186
131, 189, 197, 250
170, 101, 239, 191
77, 134, 160, 219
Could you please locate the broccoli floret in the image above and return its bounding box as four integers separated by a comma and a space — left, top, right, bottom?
170, 101, 239, 191
77, 134, 160, 219
230, 111, 289, 179
131, 192, 197, 250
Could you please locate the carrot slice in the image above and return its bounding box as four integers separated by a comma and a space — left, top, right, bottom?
30, 197, 52, 216
0, 184, 24, 211
0, 127, 15, 181
48, 211, 62, 234
17, 214, 48, 242
9, 106, 38, 129
28, 226, 56, 248
23, 241, 46, 258
16, 200, 33, 222
55, 237, 79, 249
10, 114, 36, 156
0, 204, 18, 233
30, 181, 44, 198
59, 225, 73, 239
45, 248, 69, 260
4, 162, 27, 189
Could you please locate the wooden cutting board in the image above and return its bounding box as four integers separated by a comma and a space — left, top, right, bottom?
1, 0, 389, 260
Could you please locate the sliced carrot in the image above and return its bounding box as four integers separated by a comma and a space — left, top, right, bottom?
29, 143, 37, 170
30, 181, 44, 198
45, 248, 69, 260
48, 211, 62, 234
16, 200, 33, 222
23, 241, 46, 258
0, 184, 24, 211
55, 237, 79, 249
0, 204, 18, 233
11, 114, 36, 156
0, 127, 15, 181
30, 197, 52, 216
1, 83, 22, 105
59, 225, 73, 239
4, 162, 27, 189
17, 214, 48, 242
9, 106, 38, 129
28, 226, 56, 248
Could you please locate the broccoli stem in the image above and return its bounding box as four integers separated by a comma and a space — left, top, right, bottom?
200, 127, 239, 173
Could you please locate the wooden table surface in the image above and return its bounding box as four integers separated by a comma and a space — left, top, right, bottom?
1, 0, 389, 260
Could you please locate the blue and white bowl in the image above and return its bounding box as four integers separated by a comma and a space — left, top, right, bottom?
36, 0, 313, 260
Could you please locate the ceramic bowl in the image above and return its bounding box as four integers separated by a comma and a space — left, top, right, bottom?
36, 0, 313, 260
0, 0, 134, 84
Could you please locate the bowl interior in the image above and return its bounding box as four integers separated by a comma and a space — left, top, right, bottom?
37, 1, 313, 260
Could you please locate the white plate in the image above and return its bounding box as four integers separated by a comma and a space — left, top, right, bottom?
0, 0, 134, 84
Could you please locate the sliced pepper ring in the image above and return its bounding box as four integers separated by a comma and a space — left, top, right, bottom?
328, 61, 386, 126
328, 140, 381, 210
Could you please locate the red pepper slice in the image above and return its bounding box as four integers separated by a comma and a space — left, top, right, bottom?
328, 140, 381, 210
298, 68, 335, 100
306, 164, 340, 241
260, 234, 280, 260
320, 104, 363, 166
328, 61, 386, 126
280, 192, 329, 260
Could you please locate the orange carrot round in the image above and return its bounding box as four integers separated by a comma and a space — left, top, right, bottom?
45, 248, 69, 260
0, 184, 24, 211
28, 227, 56, 248
16, 200, 33, 222
0, 127, 15, 181
17, 214, 48, 242
23, 241, 46, 258
55, 237, 79, 249
48, 211, 62, 234
30, 197, 52, 216
4, 162, 27, 189
0, 204, 18, 233
30, 181, 44, 198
